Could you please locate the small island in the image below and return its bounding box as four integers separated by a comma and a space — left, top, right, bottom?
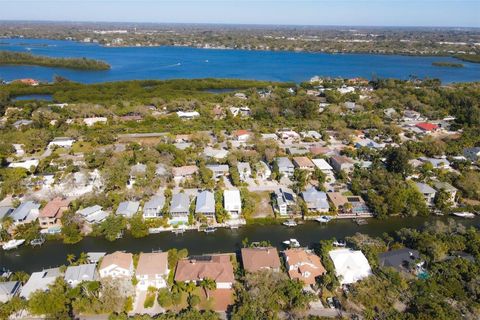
0, 50, 110, 70
432, 61, 464, 68
453, 53, 480, 64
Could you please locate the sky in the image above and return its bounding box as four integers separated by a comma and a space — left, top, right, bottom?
0, 0, 479, 28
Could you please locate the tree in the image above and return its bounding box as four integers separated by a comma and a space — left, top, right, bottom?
157, 288, 173, 308
199, 278, 216, 300
66, 253, 76, 265
99, 215, 127, 241
129, 213, 149, 238
385, 147, 412, 178
28, 278, 71, 318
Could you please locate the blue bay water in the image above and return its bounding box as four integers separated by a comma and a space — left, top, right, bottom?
0, 38, 479, 84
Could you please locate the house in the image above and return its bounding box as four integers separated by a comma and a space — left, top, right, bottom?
277, 129, 300, 140
255, 161, 271, 180
0, 206, 13, 221
116, 201, 140, 218
39, 197, 70, 232
206, 164, 229, 179
415, 122, 439, 133
136, 252, 169, 290
0, 281, 21, 303
261, 133, 278, 141
330, 156, 355, 174
83, 117, 107, 126
329, 249, 372, 285
169, 193, 190, 224
20, 268, 61, 299
8, 159, 39, 170
224, 189, 242, 219
463, 147, 480, 162
143, 195, 166, 218
292, 157, 315, 172
309, 146, 334, 156
301, 188, 329, 213
241, 247, 281, 273
48, 137, 75, 149
300, 131, 322, 140
287, 147, 309, 156
128, 163, 147, 187
237, 162, 252, 181
12, 144, 25, 157
10, 201, 40, 225
311, 158, 333, 175
195, 190, 215, 218
172, 165, 199, 182
415, 182, 436, 206
403, 110, 423, 121
64, 264, 98, 287
233, 130, 251, 142
274, 188, 296, 216
203, 147, 228, 160
77, 205, 108, 224
276, 157, 295, 177
355, 138, 384, 149
419, 157, 450, 169
176, 111, 200, 119
432, 181, 458, 204
283, 248, 326, 286
15, 78, 39, 86
99, 251, 134, 279
174, 254, 235, 289
378, 248, 421, 274
12, 119, 33, 129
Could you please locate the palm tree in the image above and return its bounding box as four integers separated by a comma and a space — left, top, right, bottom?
77, 252, 88, 264
66, 253, 76, 265
199, 278, 216, 300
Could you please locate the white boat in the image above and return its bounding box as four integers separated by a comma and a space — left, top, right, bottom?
333, 240, 346, 247
229, 224, 239, 230
453, 212, 475, 218
172, 228, 186, 235
2, 239, 25, 250
203, 227, 217, 233
30, 237, 45, 247
283, 239, 300, 248
283, 220, 297, 227
315, 216, 333, 223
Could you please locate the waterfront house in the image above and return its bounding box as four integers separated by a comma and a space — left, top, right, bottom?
329, 249, 372, 285
301, 188, 329, 213
10, 201, 40, 225
20, 268, 61, 299
0, 281, 21, 303
172, 165, 199, 183
241, 247, 281, 273
237, 162, 252, 181
276, 157, 295, 177
169, 193, 190, 224
39, 197, 70, 232
463, 147, 480, 162
174, 254, 235, 289
432, 181, 457, 204
415, 182, 436, 206
224, 190, 242, 219
48, 137, 75, 149
116, 201, 140, 218
99, 251, 134, 279
143, 195, 165, 218
136, 252, 169, 290
64, 264, 98, 287
330, 156, 355, 174
378, 248, 421, 274
293, 157, 316, 172
274, 188, 296, 216
206, 164, 229, 179
195, 190, 215, 218
283, 248, 326, 286
77, 205, 108, 224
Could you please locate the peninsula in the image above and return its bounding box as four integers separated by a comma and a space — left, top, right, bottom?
0, 51, 110, 70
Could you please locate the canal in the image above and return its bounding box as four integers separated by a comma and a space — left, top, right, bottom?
1, 216, 479, 273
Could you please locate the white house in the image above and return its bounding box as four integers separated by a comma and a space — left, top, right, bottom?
99, 251, 134, 279
237, 162, 252, 181
77, 205, 108, 224
64, 264, 98, 287
83, 117, 107, 126
329, 249, 372, 285
8, 159, 39, 170
224, 189, 242, 219
136, 252, 169, 290
176, 111, 200, 119
48, 137, 75, 149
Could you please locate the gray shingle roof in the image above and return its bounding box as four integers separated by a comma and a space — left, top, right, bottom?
64, 264, 97, 284
195, 191, 215, 214
170, 193, 190, 214
116, 201, 140, 217
10, 201, 40, 221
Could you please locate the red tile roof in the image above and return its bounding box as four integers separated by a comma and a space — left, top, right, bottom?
241, 247, 281, 273
39, 197, 70, 218
174, 254, 234, 284
416, 122, 438, 131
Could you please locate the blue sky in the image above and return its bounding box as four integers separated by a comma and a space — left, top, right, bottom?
1, 0, 479, 27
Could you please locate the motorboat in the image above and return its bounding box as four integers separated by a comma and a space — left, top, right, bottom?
282, 220, 297, 227
2, 239, 25, 251
283, 239, 300, 248
453, 212, 475, 218
333, 240, 346, 247
30, 237, 45, 247
315, 216, 333, 223
203, 227, 217, 233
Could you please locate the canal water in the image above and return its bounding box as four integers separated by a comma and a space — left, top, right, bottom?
1, 38, 480, 84
1, 216, 478, 273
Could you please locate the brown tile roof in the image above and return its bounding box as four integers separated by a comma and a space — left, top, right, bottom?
206, 288, 234, 312
284, 249, 326, 285
39, 197, 70, 218
136, 252, 168, 276
172, 165, 198, 177
327, 192, 348, 209
309, 146, 332, 155
293, 156, 315, 168
175, 254, 234, 283
241, 247, 281, 273
100, 251, 133, 271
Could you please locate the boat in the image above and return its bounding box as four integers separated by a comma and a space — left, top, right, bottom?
283, 239, 300, 248
30, 237, 45, 247
2, 239, 25, 251
453, 212, 475, 218
282, 220, 297, 227
355, 218, 368, 225
315, 216, 333, 223
172, 228, 186, 235
229, 224, 239, 230
203, 227, 217, 233
333, 240, 346, 247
